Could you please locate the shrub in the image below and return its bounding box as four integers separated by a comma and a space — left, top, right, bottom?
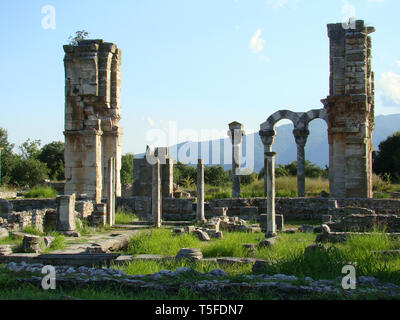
9, 158, 48, 187
24, 186, 58, 199
121, 153, 134, 185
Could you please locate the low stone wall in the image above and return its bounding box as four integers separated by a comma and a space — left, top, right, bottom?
328, 214, 400, 233
8, 198, 57, 212
7, 210, 47, 232
0, 192, 17, 199
117, 196, 193, 220
209, 198, 400, 219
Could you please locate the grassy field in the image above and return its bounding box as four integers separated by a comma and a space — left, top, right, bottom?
200, 176, 329, 201
186, 174, 400, 201
119, 227, 400, 286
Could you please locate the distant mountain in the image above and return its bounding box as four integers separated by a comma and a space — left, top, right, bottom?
135, 114, 400, 173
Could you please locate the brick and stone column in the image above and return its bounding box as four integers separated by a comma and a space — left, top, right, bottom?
258, 129, 276, 197
63, 40, 122, 202
265, 152, 277, 237
322, 20, 375, 198
152, 159, 162, 228
293, 128, 310, 198
196, 159, 206, 223
228, 122, 245, 198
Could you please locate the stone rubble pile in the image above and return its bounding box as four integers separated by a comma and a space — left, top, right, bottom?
0, 245, 12, 256
2, 262, 400, 298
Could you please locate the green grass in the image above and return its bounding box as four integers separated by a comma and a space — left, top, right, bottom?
126, 229, 201, 256
200, 176, 330, 201
115, 211, 138, 225
121, 227, 400, 286
42, 232, 66, 253
24, 186, 58, 199
0, 234, 23, 248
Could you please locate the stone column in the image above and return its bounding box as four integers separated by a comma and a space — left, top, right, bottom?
152, 159, 162, 228
265, 152, 277, 237
196, 159, 206, 223
56, 194, 76, 231
258, 130, 276, 197
107, 157, 116, 226
293, 128, 310, 198
228, 122, 245, 198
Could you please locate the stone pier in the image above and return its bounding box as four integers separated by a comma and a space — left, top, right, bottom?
322, 20, 375, 198
63, 40, 122, 203
56, 194, 76, 232
152, 159, 162, 228
228, 122, 245, 198
293, 129, 310, 197
196, 159, 206, 223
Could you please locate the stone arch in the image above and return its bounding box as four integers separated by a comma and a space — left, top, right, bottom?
260, 110, 302, 131
300, 108, 328, 128
260, 107, 328, 198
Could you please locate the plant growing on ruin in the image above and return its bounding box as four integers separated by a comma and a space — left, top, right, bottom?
68, 30, 90, 46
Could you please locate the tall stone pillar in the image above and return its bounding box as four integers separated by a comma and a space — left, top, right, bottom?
258, 130, 276, 197
196, 159, 206, 223
152, 159, 162, 228
265, 152, 277, 237
322, 20, 375, 198
228, 122, 245, 198
63, 39, 122, 203
293, 129, 310, 198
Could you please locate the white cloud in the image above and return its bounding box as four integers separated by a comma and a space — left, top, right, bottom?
249, 29, 269, 61
146, 117, 155, 126
379, 71, 400, 105
267, 0, 289, 8
396, 61, 400, 68
249, 29, 265, 54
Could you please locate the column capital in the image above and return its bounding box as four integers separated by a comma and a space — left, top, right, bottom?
228, 122, 245, 145
259, 129, 276, 147
293, 128, 310, 146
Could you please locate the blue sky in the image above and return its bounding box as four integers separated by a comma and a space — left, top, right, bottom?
0, 0, 399, 155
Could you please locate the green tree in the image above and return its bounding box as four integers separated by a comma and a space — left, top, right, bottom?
37, 141, 65, 181
19, 139, 41, 160
173, 162, 196, 186
373, 131, 400, 182
121, 153, 134, 184
68, 30, 90, 46
0, 127, 16, 185
204, 165, 229, 186
258, 161, 328, 179
9, 158, 48, 187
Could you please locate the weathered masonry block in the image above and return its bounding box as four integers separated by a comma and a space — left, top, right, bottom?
132, 147, 174, 197
322, 21, 375, 198
63, 40, 122, 203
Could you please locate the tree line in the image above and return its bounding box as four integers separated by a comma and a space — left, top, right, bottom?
2, 126, 400, 189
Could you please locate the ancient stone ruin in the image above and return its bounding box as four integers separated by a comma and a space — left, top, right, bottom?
259, 20, 375, 200
63, 40, 123, 203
